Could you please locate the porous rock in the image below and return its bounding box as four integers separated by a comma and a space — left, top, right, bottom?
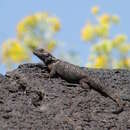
0, 63, 130, 130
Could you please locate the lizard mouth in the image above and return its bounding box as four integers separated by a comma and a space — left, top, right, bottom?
33, 48, 49, 56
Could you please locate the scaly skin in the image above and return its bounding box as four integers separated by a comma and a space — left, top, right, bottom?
33, 48, 124, 114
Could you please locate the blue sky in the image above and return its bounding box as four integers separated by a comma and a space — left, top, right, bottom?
0, 0, 130, 74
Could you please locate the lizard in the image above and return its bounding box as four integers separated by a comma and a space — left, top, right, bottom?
33, 48, 124, 114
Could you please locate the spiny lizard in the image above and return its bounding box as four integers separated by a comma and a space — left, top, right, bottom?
33, 48, 124, 114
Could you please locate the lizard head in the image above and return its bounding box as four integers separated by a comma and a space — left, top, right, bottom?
33, 48, 57, 65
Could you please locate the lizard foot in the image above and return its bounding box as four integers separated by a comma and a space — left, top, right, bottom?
112, 98, 124, 114
111, 105, 124, 114
110, 92, 124, 114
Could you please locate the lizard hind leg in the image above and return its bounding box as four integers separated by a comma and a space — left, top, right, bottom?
111, 93, 124, 114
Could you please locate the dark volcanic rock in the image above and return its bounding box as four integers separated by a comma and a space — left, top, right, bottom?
0, 63, 130, 130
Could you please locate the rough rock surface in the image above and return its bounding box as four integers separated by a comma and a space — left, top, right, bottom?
0, 63, 130, 130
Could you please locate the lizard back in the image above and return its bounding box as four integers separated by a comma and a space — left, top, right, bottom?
55, 61, 87, 83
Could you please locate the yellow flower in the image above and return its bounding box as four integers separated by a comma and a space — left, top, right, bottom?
100, 40, 112, 53
116, 58, 130, 68
119, 44, 130, 53
126, 58, 130, 67
17, 16, 37, 38
17, 21, 27, 38
111, 15, 120, 24
46, 40, 56, 52
95, 24, 109, 38
2, 43, 10, 61
98, 14, 111, 25
124, 58, 130, 67
94, 55, 108, 68
23, 37, 41, 50
92, 44, 102, 52
92, 40, 112, 54
91, 6, 99, 15
24, 15, 37, 28
35, 12, 48, 21
47, 17, 61, 32
2, 39, 29, 63
112, 34, 127, 47
17, 12, 61, 41
81, 22, 96, 41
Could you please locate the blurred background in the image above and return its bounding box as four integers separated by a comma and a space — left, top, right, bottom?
0, 0, 130, 74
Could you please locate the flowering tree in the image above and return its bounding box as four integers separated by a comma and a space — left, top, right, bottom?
81, 6, 130, 68
1, 12, 60, 68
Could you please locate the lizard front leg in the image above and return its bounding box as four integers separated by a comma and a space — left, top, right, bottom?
48, 63, 57, 78
47, 64, 57, 82
79, 78, 90, 90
